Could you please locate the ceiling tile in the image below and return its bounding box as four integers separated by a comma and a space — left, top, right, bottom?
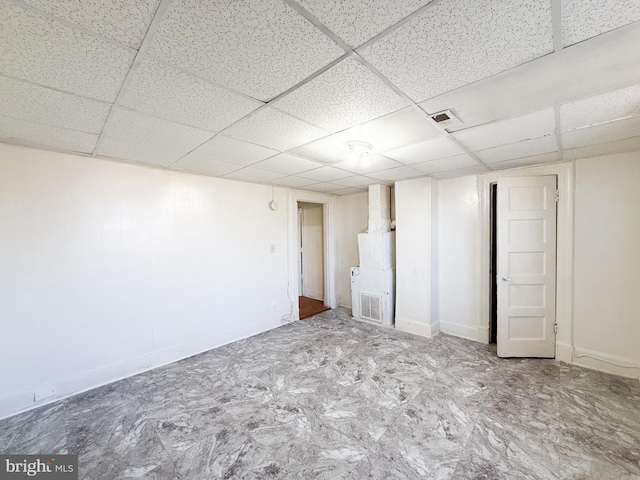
0, 2, 135, 102
0, 116, 98, 153
296, 0, 432, 48
412, 154, 480, 174
271, 176, 318, 188
191, 135, 278, 166
562, 0, 640, 47
290, 107, 442, 163
224, 167, 285, 183
367, 165, 425, 182
274, 58, 408, 132
303, 182, 343, 193
170, 154, 243, 177
419, 23, 640, 131
559, 84, 640, 132
331, 155, 402, 174
102, 108, 213, 152
384, 136, 466, 164
251, 154, 323, 176
96, 136, 184, 166
0, 76, 110, 134
489, 152, 562, 171
331, 175, 381, 187
560, 116, 640, 149
432, 165, 490, 179
562, 135, 640, 160
452, 108, 556, 152
288, 135, 355, 164
121, 58, 262, 132
22, 0, 161, 49
224, 108, 329, 152
474, 135, 558, 163
299, 166, 352, 182
359, 0, 553, 102
327, 187, 367, 195
475, 135, 559, 164
148, 0, 344, 101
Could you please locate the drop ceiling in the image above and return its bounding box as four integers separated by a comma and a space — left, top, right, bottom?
1, 0, 639, 195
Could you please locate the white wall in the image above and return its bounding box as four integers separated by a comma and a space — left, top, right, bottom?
336, 192, 368, 308
432, 152, 639, 379
573, 152, 640, 378
299, 202, 324, 301
437, 175, 481, 340
429, 182, 438, 327
395, 176, 438, 337
0, 143, 291, 418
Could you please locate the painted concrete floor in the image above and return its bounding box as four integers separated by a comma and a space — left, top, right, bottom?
1, 308, 639, 479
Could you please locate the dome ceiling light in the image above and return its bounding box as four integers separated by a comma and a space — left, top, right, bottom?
346, 141, 373, 167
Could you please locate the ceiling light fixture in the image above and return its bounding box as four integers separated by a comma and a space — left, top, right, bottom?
346, 141, 373, 166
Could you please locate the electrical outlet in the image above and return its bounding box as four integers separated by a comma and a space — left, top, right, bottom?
34, 386, 56, 403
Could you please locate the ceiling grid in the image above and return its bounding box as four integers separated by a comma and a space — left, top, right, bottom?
5, 0, 139, 52
551, 0, 564, 52
92, 0, 176, 156
0, 0, 638, 194
282, 0, 492, 172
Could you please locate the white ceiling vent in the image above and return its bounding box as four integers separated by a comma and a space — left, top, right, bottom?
429, 109, 462, 130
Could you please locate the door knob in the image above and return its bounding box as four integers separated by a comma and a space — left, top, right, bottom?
502, 275, 510, 281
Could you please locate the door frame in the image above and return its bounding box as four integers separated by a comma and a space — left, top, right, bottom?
287, 190, 338, 320
298, 201, 325, 301
478, 161, 574, 363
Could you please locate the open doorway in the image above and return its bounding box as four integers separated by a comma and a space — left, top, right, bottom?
298, 202, 329, 319
489, 183, 498, 344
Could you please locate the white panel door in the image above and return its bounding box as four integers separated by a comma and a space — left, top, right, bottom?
497, 176, 557, 357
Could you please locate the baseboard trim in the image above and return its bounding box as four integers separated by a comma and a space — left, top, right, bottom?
571, 348, 640, 380
439, 321, 481, 342
0, 317, 282, 420
395, 317, 437, 338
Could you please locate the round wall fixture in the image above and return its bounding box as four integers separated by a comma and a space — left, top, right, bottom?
268, 185, 278, 210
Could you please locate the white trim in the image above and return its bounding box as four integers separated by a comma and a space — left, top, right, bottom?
440, 321, 482, 342
477, 324, 490, 344
572, 348, 640, 380
556, 341, 573, 364
287, 190, 338, 320
478, 162, 575, 358
0, 316, 282, 420
395, 316, 438, 338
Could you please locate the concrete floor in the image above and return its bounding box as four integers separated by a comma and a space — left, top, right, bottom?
1, 307, 639, 479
